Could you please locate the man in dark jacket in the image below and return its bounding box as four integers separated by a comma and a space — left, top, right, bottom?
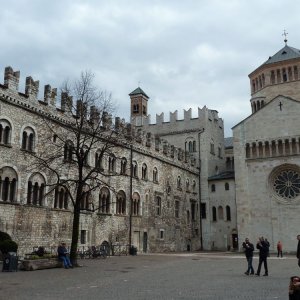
297, 235, 300, 268
57, 242, 73, 269
255, 237, 269, 276
242, 238, 255, 275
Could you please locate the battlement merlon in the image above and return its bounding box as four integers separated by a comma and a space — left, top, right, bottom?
44, 85, 57, 107
170, 110, 178, 123
4, 66, 20, 91
156, 112, 164, 124
184, 108, 192, 120
61, 92, 73, 114
25, 76, 39, 100
199, 106, 224, 128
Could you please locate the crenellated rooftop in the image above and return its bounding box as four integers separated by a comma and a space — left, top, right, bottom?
0, 66, 198, 173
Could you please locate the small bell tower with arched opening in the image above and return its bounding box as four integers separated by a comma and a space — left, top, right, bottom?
129, 87, 149, 126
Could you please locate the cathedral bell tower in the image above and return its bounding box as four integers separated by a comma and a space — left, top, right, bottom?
248, 32, 300, 114
129, 87, 149, 126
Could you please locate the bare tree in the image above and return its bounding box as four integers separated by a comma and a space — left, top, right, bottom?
26, 71, 127, 264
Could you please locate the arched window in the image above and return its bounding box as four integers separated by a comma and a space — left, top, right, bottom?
192, 180, 196, 192
80, 185, 90, 210
153, 167, 158, 183
188, 141, 193, 152
0, 119, 12, 145
95, 151, 103, 170
288, 67, 293, 81
120, 157, 127, 175
294, 66, 298, 80
27, 173, 46, 206
142, 163, 148, 180
271, 70, 275, 84
99, 187, 110, 213
54, 186, 69, 209
133, 104, 139, 113
218, 206, 224, 220
186, 179, 190, 191
226, 205, 231, 221
116, 190, 126, 215
177, 176, 181, 189
225, 182, 229, 191
80, 146, 89, 166
211, 184, 216, 192
185, 138, 196, 153
64, 140, 74, 162
212, 206, 217, 221
108, 154, 116, 173
132, 192, 140, 216
210, 141, 215, 155
21, 127, 35, 151
131, 161, 138, 178
0, 167, 17, 202
282, 68, 287, 82
156, 196, 161, 215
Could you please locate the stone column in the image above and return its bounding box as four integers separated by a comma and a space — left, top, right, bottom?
296, 138, 300, 154
289, 139, 293, 155
262, 142, 266, 157
275, 141, 279, 156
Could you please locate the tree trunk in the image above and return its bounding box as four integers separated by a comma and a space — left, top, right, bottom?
70, 202, 81, 266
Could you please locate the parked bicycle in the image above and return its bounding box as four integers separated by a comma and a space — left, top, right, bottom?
78, 246, 107, 259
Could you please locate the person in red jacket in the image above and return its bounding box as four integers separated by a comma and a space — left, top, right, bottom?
277, 241, 283, 258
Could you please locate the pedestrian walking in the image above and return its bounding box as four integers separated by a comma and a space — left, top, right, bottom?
242, 238, 255, 275
255, 237, 269, 276
277, 241, 283, 258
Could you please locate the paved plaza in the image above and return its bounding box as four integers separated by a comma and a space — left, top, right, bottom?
0, 252, 297, 299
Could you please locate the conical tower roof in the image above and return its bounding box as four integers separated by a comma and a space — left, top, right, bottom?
249, 44, 300, 77
129, 87, 149, 99
262, 45, 300, 66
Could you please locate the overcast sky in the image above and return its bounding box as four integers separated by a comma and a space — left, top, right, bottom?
1, 0, 300, 136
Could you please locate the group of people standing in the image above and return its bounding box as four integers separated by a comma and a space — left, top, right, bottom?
242, 237, 270, 276
242, 235, 300, 299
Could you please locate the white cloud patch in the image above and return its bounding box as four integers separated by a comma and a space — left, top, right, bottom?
1, 0, 300, 137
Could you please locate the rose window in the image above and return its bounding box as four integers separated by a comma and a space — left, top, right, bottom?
273, 169, 300, 199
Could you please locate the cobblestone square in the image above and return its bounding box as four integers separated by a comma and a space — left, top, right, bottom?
0, 252, 297, 299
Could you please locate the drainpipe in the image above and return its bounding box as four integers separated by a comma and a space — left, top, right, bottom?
129, 144, 133, 248
198, 129, 205, 250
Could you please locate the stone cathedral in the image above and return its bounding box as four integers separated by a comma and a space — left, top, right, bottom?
233, 40, 300, 252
